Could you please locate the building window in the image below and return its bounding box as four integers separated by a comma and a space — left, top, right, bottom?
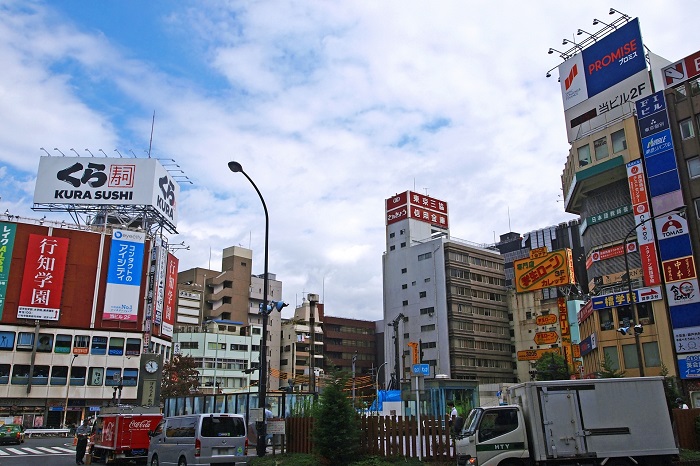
126, 338, 141, 356
680, 118, 695, 140
400, 229, 405, 235
401, 268, 407, 274
91, 336, 108, 355
17, 332, 34, 350
695, 198, 700, 219
688, 157, 700, 178
402, 300, 409, 306
50, 366, 67, 385
420, 307, 435, 315
390, 245, 395, 251
622, 344, 639, 369
36, 334, 53, 352
75, 335, 90, 352
611, 129, 627, 153
123, 369, 139, 386
594, 137, 609, 160
675, 84, 688, 99
599, 308, 614, 331
105, 368, 122, 386
643, 341, 661, 367
418, 252, 432, 261
424, 277, 430, 283
0, 332, 15, 351
421, 324, 436, 332
603, 346, 620, 371
108, 337, 125, 356
402, 284, 408, 289
70, 366, 87, 386
0, 364, 8, 384
400, 242, 406, 248
389, 232, 395, 238
11, 365, 30, 384
88, 367, 104, 386
55, 334, 72, 354
691, 78, 700, 96
577, 144, 591, 167
419, 291, 427, 298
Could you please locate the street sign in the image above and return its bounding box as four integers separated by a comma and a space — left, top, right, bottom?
534, 331, 559, 345
536, 314, 558, 326
412, 364, 429, 376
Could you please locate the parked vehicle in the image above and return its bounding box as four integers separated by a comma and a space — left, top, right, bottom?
455, 377, 678, 466
0, 424, 25, 445
90, 406, 163, 464
148, 413, 249, 465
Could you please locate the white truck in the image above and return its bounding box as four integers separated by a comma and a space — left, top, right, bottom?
455, 377, 678, 466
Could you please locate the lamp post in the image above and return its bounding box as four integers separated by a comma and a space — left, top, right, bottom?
62, 354, 78, 428
376, 361, 388, 415
622, 206, 685, 377
228, 161, 269, 457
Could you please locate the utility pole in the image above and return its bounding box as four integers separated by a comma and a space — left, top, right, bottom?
352, 351, 358, 410
308, 294, 319, 396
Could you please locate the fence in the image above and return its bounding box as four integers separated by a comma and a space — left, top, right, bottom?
674, 408, 700, 449
286, 415, 455, 461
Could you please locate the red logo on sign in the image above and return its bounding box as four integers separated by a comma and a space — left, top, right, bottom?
565, 64, 578, 90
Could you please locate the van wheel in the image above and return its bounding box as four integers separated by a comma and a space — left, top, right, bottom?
150, 455, 159, 466
178, 457, 187, 466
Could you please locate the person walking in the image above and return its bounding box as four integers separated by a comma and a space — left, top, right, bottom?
75, 419, 90, 465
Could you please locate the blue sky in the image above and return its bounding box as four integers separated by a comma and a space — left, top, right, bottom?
2, 0, 700, 320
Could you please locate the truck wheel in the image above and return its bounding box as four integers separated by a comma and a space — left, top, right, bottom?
178, 457, 187, 466
150, 456, 159, 466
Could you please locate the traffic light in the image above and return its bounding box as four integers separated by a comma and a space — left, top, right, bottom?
634, 324, 644, 334
617, 326, 630, 335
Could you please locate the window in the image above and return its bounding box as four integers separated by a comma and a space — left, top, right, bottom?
400, 242, 406, 248
389, 232, 395, 238
603, 346, 620, 371
577, 144, 591, 167
636, 302, 655, 324
75, 335, 90, 353
401, 268, 407, 274
0, 332, 15, 350
123, 368, 138, 386
11, 364, 30, 384
402, 300, 409, 306
688, 157, 700, 178
478, 408, 519, 442
680, 118, 695, 140
32, 365, 49, 384
125, 338, 141, 356
50, 366, 68, 385
55, 334, 72, 354
400, 229, 405, 235
0, 364, 9, 384
17, 332, 34, 350
421, 324, 436, 331
91, 336, 107, 355
419, 291, 427, 298
675, 84, 688, 99
599, 308, 614, 331
420, 307, 435, 315
70, 366, 86, 385
88, 367, 104, 386
611, 129, 627, 153
390, 245, 395, 251
108, 337, 125, 356
643, 341, 661, 367
37, 334, 53, 352
105, 368, 122, 386
402, 284, 408, 289
594, 137, 609, 160
691, 78, 700, 96
622, 344, 639, 369
418, 252, 432, 261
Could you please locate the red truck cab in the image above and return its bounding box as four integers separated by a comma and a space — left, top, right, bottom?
90, 406, 162, 464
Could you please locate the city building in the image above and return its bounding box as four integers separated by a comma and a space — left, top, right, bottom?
381, 191, 513, 392
279, 295, 324, 393
175, 246, 284, 392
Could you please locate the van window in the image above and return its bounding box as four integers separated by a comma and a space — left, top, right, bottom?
201, 416, 246, 437
167, 417, 195, 438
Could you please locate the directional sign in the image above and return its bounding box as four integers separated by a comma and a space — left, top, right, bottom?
534, 331, 559, 345
516, 348, 560, 361
412, 364, 430, 376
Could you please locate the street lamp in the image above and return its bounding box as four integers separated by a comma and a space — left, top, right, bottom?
228, 161, 270, 457
622, 206, 686, 377
62, 354, 78, 428
375, 361, 388, 415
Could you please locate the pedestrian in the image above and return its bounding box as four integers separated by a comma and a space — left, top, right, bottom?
676, 397, 689, 409
75, 419, 90, 465
264, 403, 274, 445
447, 401, 458, 422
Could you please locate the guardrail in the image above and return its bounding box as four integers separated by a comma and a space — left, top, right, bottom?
24, 428, 71, 438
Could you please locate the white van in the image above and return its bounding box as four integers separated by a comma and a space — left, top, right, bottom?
147, 413, 249, 465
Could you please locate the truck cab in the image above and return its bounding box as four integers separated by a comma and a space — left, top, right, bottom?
455, 406, 529, 466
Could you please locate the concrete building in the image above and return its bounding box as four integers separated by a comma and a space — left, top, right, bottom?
175, 246, 284, 392
279, 295, 324, 393
381, 191, 513, 390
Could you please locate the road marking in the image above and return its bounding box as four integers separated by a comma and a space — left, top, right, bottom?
6, 448, 27, 454
53, 447, 77, 453
0, 450, 8, 455
36, 446, 63, 453
21, 447, 43, 454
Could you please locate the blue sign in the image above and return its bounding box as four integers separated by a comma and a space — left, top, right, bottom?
412, 364, 430, 376
638, 110, 669, 138
582, 18, 645, 98
636, 91, 666, 118
641, 129, 674, 157
677, 353, 700, 379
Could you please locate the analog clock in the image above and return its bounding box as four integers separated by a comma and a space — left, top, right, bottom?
145, 360, 159, 373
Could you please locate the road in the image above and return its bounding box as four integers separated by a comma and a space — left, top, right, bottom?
0, 436, 80, 466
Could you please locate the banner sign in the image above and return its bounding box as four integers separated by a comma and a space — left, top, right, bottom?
586, 205, 632, 226
513, 248, 575, 293
626, 159, 661, 286
18, 234, 69, 320
103, 229, 145, 322
385, 190, 449, 228
662, 49, 700, 88
591, 286, 663, 310
0, 223, 17, 318
152, 238, 168, 326
160, 253, 179, 338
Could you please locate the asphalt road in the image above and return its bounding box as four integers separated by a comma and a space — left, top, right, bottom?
0, 435, 81, 466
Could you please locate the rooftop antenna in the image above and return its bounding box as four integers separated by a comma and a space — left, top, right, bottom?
148, 110, 155, 158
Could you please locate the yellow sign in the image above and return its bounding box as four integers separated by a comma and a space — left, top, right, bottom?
407, 341, 419, 365
514, 249, 575, 293
536, 314, 558, 326
516, 348, 560, 361
534, 331, 559, 345
530, 247, 549, 259
573, 344, 581, 358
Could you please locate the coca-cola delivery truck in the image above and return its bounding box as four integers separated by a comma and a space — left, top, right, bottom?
90, 406, 163, 464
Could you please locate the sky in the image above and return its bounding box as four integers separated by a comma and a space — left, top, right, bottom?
2, 0, 700, 322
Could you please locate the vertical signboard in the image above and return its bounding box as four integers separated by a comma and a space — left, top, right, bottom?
17, 234, 69, 321
152, 239, 168, 327
626, 159, 661, 286
636, 91, 700, 379
160, 253, 178, 338
0, 223, 16, 318
103, 229, 146, 322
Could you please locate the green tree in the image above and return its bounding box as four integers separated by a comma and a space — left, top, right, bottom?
599, 352, 625, 378
161, 354, 201, 398
312, 368, 360, 465
533, 353, 569, 380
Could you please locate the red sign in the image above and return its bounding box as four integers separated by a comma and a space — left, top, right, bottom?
663, 255, 697, 283
18, 234, 70, 321
386, 192, 408, 211
385, 190, 449, 228
663, 50, 700, 87
641, 242, 662, 286
409, 205, 449, 228
628, 172, 647, 205
558, 297, 570, 337
161, 253, 179, 337
386, 206, 408, 225
578, 300, 593, 324
408, 191, 448, 214
588, 243, 636, 269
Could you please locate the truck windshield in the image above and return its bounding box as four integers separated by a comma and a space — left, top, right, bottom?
463, 408, 483, 435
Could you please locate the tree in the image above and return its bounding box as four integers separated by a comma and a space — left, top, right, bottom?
599, 352, 625, 378
533, 352, 570, 380
312, 368, 360, 465
161, 354, 201, 398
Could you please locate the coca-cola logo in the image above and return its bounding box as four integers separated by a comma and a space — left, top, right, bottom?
129, 420, 153, 430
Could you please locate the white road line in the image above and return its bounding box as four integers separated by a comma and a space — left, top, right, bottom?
0, 449, 9, 455
20, 447, 43, 454
36, 446, 61, 453
6, 448, 27, 454
53, 446, 77, 453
